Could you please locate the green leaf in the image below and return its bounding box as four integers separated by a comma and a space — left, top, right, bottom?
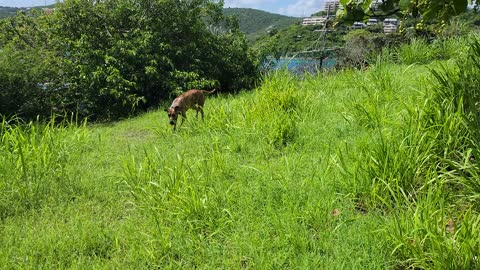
399, 0, 411, 11
362, 0, 373, 11
336, 8, 345, 18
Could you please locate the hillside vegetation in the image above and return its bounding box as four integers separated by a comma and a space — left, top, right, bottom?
223, 8, 302, 41
0, 5, 55, 19
0, 6, 25, 19
0, 0, 257, 121
1, 35, 480, 268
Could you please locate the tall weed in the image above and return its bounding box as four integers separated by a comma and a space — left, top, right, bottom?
386, 181, 480, 269
346, 35, 480, 268
426, 37, 480, 204
0, 116, 90, 219
396, 38, 434, 65
337, 62, 437, 208
249, 70, 300, 149
395, 37, 470, 65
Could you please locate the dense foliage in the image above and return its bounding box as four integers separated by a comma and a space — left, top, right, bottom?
0, 6, 28, 19
223, 8, 301, 42
253, 24, 346, 59
0, 0, 259, 121
337, 0, 479, 24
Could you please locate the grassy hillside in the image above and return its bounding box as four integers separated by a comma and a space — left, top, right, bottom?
0, 72, 391, 268
223, 8, 301, 41
1, 36, 480, 268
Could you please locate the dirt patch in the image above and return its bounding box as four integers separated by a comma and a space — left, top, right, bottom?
118, 129, 154, 141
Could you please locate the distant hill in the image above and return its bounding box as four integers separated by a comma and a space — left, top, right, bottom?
0, 5, 55, 19
0, 6, 27, 19
223, 8, 302, 41
2, 5, 303, 43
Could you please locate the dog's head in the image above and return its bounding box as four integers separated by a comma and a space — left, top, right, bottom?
164, 106, 181, 125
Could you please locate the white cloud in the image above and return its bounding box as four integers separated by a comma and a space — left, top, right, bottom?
277, 0, 323, 17
223, 0, 275, 9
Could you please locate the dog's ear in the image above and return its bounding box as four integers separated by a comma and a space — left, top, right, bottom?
174, 105, 181, 111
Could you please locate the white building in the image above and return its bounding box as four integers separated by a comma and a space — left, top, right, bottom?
302, 16, 328, 26
383, 18, 398, 33
367, 18, 379, 26
384, 18, 398, 25
324, 0, 340, 15
351, 22, 366, 29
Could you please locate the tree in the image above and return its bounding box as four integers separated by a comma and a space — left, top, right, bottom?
336, 0, 479, 24
0, 0, 259, 121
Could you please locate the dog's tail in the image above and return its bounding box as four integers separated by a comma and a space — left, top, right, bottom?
203, 89, 216, 94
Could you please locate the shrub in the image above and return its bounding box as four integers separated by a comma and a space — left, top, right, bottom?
249, 71, 299, 149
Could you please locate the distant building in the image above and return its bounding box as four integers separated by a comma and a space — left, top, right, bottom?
384, 18, 398, 25
324, 0, 340, 15
42, 8, 54, 15
367, 18, 379, 26
384, 24, 398, 33
383, 18, 398, 33
351, 22, 366, 29
302, 16, 328, 26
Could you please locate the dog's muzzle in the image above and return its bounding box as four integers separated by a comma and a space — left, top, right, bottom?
169, 120, 176, 125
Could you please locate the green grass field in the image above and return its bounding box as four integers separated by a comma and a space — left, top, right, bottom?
1, 36, 480, 269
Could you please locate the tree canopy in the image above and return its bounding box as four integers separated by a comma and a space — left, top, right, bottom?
0, 0, 259, 121
337, 0, 479, 24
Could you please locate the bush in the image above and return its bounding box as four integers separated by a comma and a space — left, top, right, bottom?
249, 71, 299, 149
0, 0, 259, 121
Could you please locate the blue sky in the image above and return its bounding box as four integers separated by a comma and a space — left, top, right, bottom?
224, 0, 324, 17
0, 0, 324, 17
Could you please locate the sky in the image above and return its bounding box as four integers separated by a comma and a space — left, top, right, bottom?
0, 0, 324, 17
223, 0, 324, 17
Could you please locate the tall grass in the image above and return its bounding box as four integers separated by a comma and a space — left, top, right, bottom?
394, 37, 470, 65
338, 35, 480, 268
1, 36, 478, 269
119, 70, 391, 268
0, 116, 90, 219
248, 70, 300, 148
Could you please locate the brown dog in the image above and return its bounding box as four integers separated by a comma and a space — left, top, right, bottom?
164, 89, 216, 131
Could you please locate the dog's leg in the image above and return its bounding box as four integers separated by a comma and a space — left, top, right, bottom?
180, 112, 186, 126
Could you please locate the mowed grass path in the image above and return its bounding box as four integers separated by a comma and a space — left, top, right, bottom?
0, 65, 432, 269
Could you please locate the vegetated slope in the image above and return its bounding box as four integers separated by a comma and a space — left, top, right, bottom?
252, 21, 351, 60
0, 68, 400, 268
0, 6, 25, 19
1, 36, 479, 269
0, 4, 55, 19
223, 7, 301, 41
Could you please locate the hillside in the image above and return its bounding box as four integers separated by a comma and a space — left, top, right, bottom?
0, 6, 26, 19
0, 5, 55, 19
1, 35, 480, 268
1, 5, 301, 42
223, 7, 302, 41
